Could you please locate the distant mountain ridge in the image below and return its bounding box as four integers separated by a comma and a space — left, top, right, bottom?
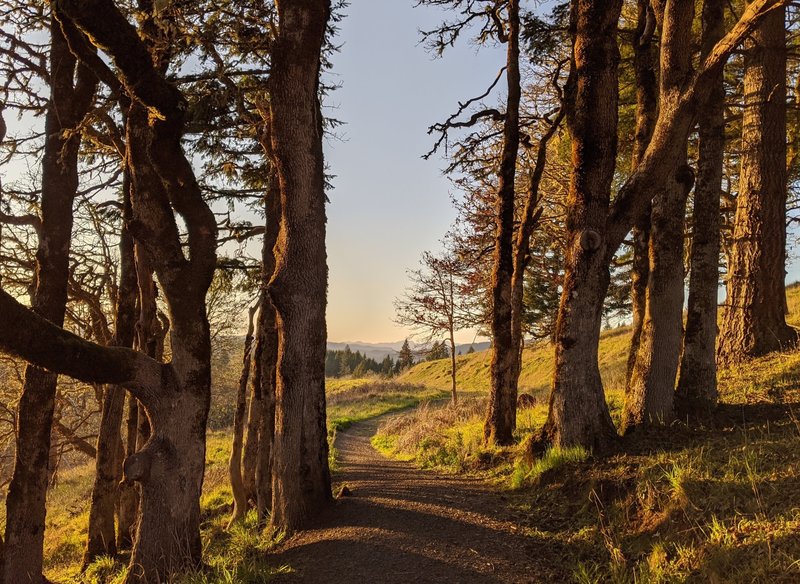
326, 340, 491, 362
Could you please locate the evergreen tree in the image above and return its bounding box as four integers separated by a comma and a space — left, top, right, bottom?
397, 339, 415, 371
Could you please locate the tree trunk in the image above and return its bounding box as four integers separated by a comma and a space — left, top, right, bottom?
448, 328, 458, 406
718, 5, 797, 364
116, 395, 139, 550
83, 173, 138, 567
228, 306, 257, 527
3, 18, 95, 583
538, 0, 782, 451
537, 0, 623, 452
624, 159, 694, 429
254, 161, 281, 524
510, 108, 564, 409
484, 0, 521, 446
623, 0, 696, 431
267, 0, 333, 533
241, 356, 262, 503
625, 0, 658, 388
676, 0, 725, 413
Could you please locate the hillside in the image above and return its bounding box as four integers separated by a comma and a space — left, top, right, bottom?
373, 286, 800, 583
399, 282, 800, 399
398, 324, 631, 399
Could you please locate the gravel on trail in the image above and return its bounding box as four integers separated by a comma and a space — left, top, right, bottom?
269, 416, 552, 583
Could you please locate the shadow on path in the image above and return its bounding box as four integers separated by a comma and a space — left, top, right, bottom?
269, 417, 565, 583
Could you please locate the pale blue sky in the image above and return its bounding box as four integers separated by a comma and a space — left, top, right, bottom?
325, 0, 503, 344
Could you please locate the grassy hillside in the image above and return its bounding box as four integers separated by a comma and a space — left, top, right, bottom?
398, 324, 631, 399
375, 285, 800, 583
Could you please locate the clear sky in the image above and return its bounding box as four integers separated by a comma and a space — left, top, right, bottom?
324, 0, 503, 344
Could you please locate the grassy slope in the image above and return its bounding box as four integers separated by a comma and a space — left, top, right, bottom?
374, 285, 800, 582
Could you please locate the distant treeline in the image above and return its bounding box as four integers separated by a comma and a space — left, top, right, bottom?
326, 340, 423, 378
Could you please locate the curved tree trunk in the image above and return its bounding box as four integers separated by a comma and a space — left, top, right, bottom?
677, 0, 725, 414
228, 306, 257, 527
538, 0, 622, 452
484, 0, 521, 446
718, 5, 797, 364
83, 173, 138, 567
3, 17, 95, 582
267, 0, 333, 533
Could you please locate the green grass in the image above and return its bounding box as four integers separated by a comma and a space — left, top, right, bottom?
326, 379, 446, 431
373, 284, 800, 583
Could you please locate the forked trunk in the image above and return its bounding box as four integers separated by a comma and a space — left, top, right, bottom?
718, 5, 797, 364
677, 0, 725, 413
267, 0, 333, 533
485, 0, 521, 446
623, 0, 695, 431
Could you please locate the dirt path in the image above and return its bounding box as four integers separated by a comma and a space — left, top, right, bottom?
269, 417, 552, 583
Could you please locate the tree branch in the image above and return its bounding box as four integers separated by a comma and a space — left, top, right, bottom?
0, 287, 166, 404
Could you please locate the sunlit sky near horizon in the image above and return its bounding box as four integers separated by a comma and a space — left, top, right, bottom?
324, 0, 504, 345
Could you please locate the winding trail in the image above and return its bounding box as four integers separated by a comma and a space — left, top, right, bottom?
270, 417, 551, 583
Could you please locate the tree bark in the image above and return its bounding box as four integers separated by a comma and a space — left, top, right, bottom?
241, 350, 262, 503
623, 0, 696, 431
116, 394, 139, 550
676, 0, 726, 413
537, 0, 623, 452
624, 159, 694, 429
448, 326, 458, 406
83, 171, 138, 567
228, 306, 257, 527
625, 0, 658, 388
3, 16, 96, 583
254, 160, 282, 524
267, 0, 333, 533
718, 4, 797, 364
484, 0, 521, 446
537, 0, 771, 451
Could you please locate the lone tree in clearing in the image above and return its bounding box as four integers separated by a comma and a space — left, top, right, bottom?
395, 250, 473, 405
